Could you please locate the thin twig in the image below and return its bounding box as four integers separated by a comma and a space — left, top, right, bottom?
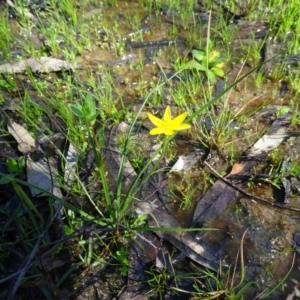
203, 160, 300, 212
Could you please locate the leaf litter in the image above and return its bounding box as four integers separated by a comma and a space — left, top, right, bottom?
5, 120, 76, 198
1, 0, 300, 299
0, 57, 74, 74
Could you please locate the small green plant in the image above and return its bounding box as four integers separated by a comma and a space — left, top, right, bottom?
146, 265, 174, 299
0, 157, 26, 184
69, 93, 97, 126
0, 74, 18, 92
115, 247, 129, 276
183, 49, 226, 83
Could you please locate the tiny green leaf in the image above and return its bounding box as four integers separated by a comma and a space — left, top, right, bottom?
211, 67, 225, 77
84, 93, 97, 124
210, 57, 225, 67
193, 63, 208, 71
18, 156, 26, 169
7, 158, 18, 173
183, 60, 207, 71
0, 175, 11, 184
82, 104, 91, 117
205, 69, 217, 83
182, 61, 201, 70
85, 93, 96, 115
69, 104, 85, 117
276, 107, 291, 116
191, 49, 206, 61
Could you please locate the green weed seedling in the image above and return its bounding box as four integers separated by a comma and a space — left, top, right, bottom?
183, 49, 226, 83
115, 247, 129, 276
0, 74, 18, 92
0, 157, 26, 185
147, 265, 174, 299
69, 92, 97, 126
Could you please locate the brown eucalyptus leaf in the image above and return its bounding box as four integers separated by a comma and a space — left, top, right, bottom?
149, 206, 219, 271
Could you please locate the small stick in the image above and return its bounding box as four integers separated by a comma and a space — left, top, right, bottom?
203, 160, 300, 213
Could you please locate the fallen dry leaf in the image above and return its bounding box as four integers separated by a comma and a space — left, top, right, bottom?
0, 57, 73, 74
7, 121, 38, 153
27, 157, 62, 198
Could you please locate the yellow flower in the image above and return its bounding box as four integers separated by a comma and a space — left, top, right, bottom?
209, 50, 220, 62
147, 106, 191, 136
214, 62, 225, 69
209, 50, 225, 69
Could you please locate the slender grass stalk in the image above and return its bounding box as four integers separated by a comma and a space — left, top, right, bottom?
257, 253, 296, 299
85, 122, 113, 218
11, 181, 43, 220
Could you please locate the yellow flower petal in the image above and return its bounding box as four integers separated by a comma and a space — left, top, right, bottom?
147, 106, 191, 136
147, 113, 164, 127
149, 127, 167, 135
163, 106, 172, 122
209, 51, 220, 62
214, 62, 225, 69
170, 112, 188, 127
173, 123, 191, 130
164, 128, 175, 135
